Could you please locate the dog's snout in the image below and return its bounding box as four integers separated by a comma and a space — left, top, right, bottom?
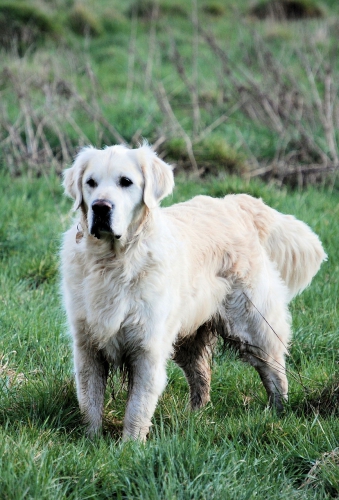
90, 199, 114, 239
92, 199, 113, 215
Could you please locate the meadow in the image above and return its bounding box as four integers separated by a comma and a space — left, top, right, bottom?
0, 173, 338, 499
0, 0, 339, 498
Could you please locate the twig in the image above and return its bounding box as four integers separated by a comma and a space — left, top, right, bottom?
125, 7, 138, 102
73, 91, 126, 145
151, 135, 166, 152
153, 81, 199, 171
144, 2, 159, 91
324, 67, 339, 165
191, 0, 200, 138
168, 39, 201, 138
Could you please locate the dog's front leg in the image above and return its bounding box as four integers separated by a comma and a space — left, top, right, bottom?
123, 352, 168, 441
73, 339, 109, 437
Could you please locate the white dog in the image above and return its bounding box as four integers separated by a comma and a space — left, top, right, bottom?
61, 143, 326, 440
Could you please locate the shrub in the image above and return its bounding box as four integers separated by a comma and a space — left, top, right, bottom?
126, 0, 159, 20
0, 2, 57, 52
250, 0, 323, 20
164, 137, 247, 175
202, 3, 225, 17
68, 4, 103, 37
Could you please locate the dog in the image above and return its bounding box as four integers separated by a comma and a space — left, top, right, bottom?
61, 143, 326, 441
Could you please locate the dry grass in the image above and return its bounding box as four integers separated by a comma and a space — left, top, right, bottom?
0, 353, 26, 389
198, 25, 339, 183
300, 448, 339, 492
1, 0, 338, 185
0, 56, 125, 175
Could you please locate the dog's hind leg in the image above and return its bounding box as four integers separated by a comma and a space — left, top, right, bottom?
220, 282, 290, 412
242, 349, 288, 412
173, 325, 217, 410
244, 295, 290, 412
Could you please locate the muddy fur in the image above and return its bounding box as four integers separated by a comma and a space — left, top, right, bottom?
173, 325, 218, 409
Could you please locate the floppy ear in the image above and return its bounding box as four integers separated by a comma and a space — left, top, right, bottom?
63, 146, 94, 210
139, 145, 174, 209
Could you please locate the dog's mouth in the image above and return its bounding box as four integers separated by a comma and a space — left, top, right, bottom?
91, 227, 109, 240
90, 218, 113, 240
90, 216, 122, 241
90, 199, 122, 240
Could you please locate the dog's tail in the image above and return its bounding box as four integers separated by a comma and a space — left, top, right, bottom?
234, 194, 327, 299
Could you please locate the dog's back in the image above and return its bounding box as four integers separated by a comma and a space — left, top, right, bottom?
164, 193, 326, 300
233, 194, 327, 299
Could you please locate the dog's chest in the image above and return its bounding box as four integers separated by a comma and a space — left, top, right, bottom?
81, 254, 158, 348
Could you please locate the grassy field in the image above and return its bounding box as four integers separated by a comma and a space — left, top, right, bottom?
1, 0, 339, 498
0, 173, 338, 499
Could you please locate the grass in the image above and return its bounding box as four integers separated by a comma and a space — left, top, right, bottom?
1, 0, 339, 496
0, 172, 338, 498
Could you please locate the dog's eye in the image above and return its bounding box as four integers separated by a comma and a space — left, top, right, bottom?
119, 177, 133, 188
86, 178, 97, 188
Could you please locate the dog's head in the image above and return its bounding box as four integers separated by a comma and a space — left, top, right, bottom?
63, 143, 174, 241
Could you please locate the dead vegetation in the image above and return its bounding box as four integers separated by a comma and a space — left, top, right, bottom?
0, 2, 338, 184
198, 27, 339, 184
300, 448, 339, 494
0, 353, 26, 389
149, 21, 339, 183
0, 60, 125, 175
297, 374, 339, 418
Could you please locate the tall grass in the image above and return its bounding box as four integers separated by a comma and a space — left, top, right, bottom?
1, 0, 339, 181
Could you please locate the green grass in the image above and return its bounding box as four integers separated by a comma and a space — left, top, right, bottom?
0, 173, 338, 498
1, 0, 339, 497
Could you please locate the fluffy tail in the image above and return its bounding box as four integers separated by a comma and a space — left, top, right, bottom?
234, 194, 327, 299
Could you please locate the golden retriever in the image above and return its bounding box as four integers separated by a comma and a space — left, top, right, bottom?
61, 143, 326, 440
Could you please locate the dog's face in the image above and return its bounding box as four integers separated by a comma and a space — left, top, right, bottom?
63, 144, 174, 242
81, 147, 145, 240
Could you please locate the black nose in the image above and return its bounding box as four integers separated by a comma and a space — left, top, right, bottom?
92, 199, 113, 216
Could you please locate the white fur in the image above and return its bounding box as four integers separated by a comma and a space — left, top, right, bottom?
61, 143, 326, 440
